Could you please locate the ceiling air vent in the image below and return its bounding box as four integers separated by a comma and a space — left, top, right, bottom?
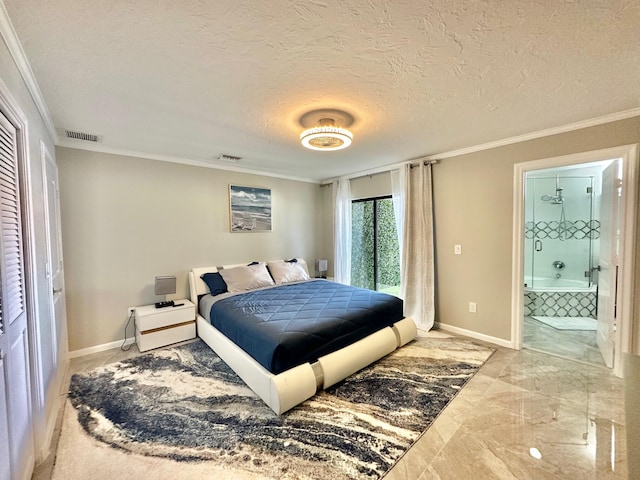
218, 154, 242, 163
64, 130, 100, 142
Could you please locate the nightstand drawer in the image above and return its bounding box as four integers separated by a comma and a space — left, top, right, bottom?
136, 321, 196, 352
133, 299, 196, 352
134, 300, 195, 331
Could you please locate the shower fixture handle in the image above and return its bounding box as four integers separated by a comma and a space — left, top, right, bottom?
586, 265, 601, 278
552, 260, 565, 270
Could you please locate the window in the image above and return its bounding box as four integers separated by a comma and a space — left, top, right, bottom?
351, 196, 400, 296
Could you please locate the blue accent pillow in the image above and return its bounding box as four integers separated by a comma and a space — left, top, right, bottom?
201, 272, 228, 296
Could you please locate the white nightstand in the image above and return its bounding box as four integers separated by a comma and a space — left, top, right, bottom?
134, 299, 196, 352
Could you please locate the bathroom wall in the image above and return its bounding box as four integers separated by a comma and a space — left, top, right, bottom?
525, 175, 597, 286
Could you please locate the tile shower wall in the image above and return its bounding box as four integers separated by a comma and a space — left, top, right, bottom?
524, 290, 597, 318
524, 219, 600, 240
524, 214, 599, 319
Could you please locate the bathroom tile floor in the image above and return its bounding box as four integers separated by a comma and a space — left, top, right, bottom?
523, 315, 605, 367
35, 329, 629, 479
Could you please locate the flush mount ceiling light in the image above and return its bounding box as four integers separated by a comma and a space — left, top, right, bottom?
300, 118, 353, 151
299, 109, 354, 151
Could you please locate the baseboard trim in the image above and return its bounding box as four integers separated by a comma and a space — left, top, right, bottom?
435, 322, 514, 349
74, 327, 514, 356
68, 337, 135, 359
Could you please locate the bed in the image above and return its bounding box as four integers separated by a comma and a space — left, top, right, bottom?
188, 259, 417, 414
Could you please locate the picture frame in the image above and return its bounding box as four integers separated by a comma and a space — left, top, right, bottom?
229, 185, 272, 232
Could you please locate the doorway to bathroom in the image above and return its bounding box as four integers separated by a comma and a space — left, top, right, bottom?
523, 166, 608, 366
512, 144, 638, 376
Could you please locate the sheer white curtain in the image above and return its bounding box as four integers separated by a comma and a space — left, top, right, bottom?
396, 162, 435, 331
333, 179, 352, 285
390, 166, 407, 262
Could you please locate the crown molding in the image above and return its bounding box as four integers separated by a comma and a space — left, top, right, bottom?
322, 108, 640, 183
0, 1, 58, 144
56, 140, 320, 184
426, 107, 640, 160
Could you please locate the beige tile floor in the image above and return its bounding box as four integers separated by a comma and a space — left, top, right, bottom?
523, 316, 605, 367
34, 330, 631, 480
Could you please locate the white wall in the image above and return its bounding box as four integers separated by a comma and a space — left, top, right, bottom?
350, 172, 391, 199
56, 147, 323, 352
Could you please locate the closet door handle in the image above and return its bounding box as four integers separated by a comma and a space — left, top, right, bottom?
534, 239, 542, 252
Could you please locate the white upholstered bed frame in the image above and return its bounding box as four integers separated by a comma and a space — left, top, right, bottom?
188, 260, 417, 414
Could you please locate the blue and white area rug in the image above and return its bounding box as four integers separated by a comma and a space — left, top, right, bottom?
56, 335, 493, 480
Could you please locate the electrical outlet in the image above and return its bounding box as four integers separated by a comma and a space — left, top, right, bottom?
127, 307, 135, 317
468, 302, 477, 313
454, 244, 462, 255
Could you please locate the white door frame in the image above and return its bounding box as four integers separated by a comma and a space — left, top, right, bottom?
38, 140, 68, 456
511, 144, 638, 377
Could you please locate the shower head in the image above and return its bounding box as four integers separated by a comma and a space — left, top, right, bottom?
540, 176, 566, 204
541, 191, 564, 204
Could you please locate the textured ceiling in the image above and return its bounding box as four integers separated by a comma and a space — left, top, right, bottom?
3, 0, 640, 181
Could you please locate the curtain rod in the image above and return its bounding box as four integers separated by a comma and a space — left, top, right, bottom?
410, 159, 438, 167
320, 158, 438, 185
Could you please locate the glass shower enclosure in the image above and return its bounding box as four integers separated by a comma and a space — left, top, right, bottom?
524, 175, 597, 289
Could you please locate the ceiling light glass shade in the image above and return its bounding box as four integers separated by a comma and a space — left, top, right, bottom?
300, 118, 353, 151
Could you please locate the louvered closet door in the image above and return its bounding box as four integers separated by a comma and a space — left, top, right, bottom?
0, 110, 33, 480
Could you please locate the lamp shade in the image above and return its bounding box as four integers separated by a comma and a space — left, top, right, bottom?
315, 259, 328, 272
154, 276, 176, 296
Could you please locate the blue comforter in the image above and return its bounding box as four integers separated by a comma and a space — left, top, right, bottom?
206, 280, 403, 374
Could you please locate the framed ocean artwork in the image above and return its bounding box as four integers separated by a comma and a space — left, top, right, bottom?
229, 185, 272, 232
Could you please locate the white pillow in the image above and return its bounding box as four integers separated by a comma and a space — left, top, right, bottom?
218, 263, 275, 293
267, 260, 310, 285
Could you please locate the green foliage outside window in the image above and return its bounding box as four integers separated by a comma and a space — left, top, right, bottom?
351, 197, 400, 296
376, 199, 400, 290
351, 201, 374, 290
